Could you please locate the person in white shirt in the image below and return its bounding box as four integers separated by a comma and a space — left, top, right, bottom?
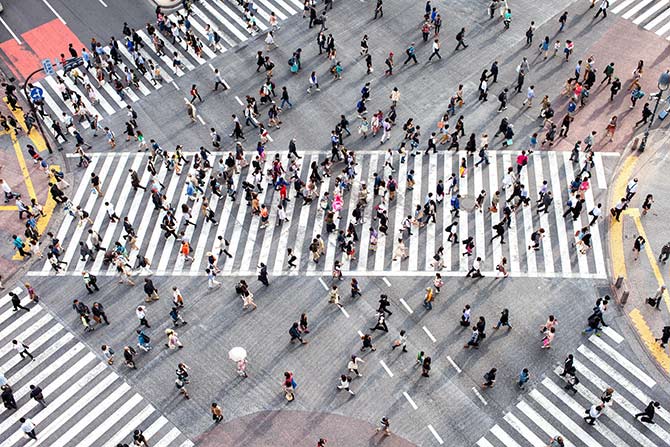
347, 355, 365, 377
20, 417, 37, 440
337, 375, 355, 395
136, 306, 150, 328
105, 201, 119, 222
583, 404, 603, 425
589, 203, 602, 226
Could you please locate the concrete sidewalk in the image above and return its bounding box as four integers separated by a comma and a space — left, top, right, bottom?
609, 130, 670, 375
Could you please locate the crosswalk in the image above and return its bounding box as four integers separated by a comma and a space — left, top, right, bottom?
610, 0, 670, 38
0, 286, 193, 447
28, 150, 617, 278
476, 327, 670, 447
26, 0, 303, 127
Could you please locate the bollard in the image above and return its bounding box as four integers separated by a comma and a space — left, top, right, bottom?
620, 289, 629, 305
631, 138, 639, 151
615, 276, 624, 289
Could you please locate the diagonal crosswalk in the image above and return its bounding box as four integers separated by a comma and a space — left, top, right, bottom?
0, 287, 193, 447
28, 150, 617, 278
25, 0, 302, 131
476, 327, 670, 447
609, 0, 670, 39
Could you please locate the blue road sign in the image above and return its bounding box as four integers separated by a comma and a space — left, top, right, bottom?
41, 59, 55, 77
29, 87, 44, 102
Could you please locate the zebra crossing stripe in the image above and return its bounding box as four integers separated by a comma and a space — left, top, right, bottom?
407, 154, 423, 272
0, 287, 24, 305
271, 156, 305, 272
357, 155, 376, 271
561, 153, 589, 275
176, 10, 219, 59
547, 152, 571, 274
0, 314, 52, 357
243, 1, 272, 27
0, 295, 36, 326
442, 152, 453, 270
42, 76, 91, 129
542, 378, 628, 446
623, 0, 656, 20
136, 29, 186, 77
425, 154, 438, 269
634, 0, 669, 24
101, 404, 156, 447
191, 5, 236, 47
491, 424, 522, 447
532, 155, 554, 274
154, 427, 183, 447
613, 0, 639, 14
0, 319, 60, 365
61, 75, 104, 120
390, 157, 407, 272
256, 0, 288, 19
476, 438, 495, 447
518, 162, 537, 274
589, 335, 656, 387
516, 400, 576, 447
529, 389, 604, 447
566, 361, 670, 442
342, 160, 364, 271
473, 159, 486, 264
502, 413, 545, 447
502, 154, 520, 273
203, 0, 249, 42
77, 393, 144, 447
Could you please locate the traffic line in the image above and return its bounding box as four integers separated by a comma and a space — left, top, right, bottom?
235, 95, 244, 106
503, 412, 546, 447
609, 154, 638, 279
422, 326, 437, 343
402, 391, 418, 410
427, 425, 444, 445
339, 306, 349, 318
379, 360, 393, 377
172, 81, 180, 90
11, 134, 36, 199
399, 298, 413, 314
318, 277, 328, 290
472, 387, 487, 405
382, 277, 391, 287
629, 308, 670, 372
41, 0, 67, 24
601, 326, 623, 344
197, 114, 206, 125
357, 330, 364, 338
0, 18, 21, 44
98, 0, 108, 6
446, 356, 461, 373
491, 424, 521, 447
589, 334, 656, 387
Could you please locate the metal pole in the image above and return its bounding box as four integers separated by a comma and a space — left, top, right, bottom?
21, 68, 55, 154
638, 90, 663, 152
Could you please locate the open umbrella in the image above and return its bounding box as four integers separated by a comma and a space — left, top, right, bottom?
228, 347, 247, 362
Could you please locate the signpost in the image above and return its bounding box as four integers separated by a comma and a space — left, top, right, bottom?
29, 86, 43, 102
41, 59, 55, 77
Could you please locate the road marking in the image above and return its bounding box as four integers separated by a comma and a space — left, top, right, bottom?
422, 326, 436, 343
399, 298, 413, 314
379, 360, 393, 377
0, 18, 21, 44
601, 326, 623, 344
318, 277, 328, 290
610, 154, 638, 279
472, 387, 487, 405
357, 330, 364, 337
197, 114, 206, 125
172, 81, 180, 90
41, 0, 67, 23
235, 95, 244, 106
629, 308, 670, 372
402, 391, 418, 410
446, 356, 461, 373
97, 0, 108, 6
340, 306, 349, 318
491, 425, 521, 447
427, 425, 444, 445
382, 277, 391, 287
11, 133, 36, 199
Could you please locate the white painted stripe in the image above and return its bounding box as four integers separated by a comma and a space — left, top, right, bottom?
168, 15, 208, 65
357, 330, 364, 338
612, 0, 638, 13
334, 151, 361, 271
425, 154, 437, 270
472, 387, 487, 405
0, 287, 24, 305
491, 424, 522, 447
85, 62, 128, 109
126, 160, 170, 269
191, 157, 225, 274
77, 393, 144, 447
562, 152, 589, 275
502, 154, 519, 273
136, 29, 186, 76
577, 345, 670, 423
601, 326, 623, 344
589, 335, 655, 387
579, 167, 607, 278
43, 76, 90, 129
177, 10, 219, 58
634, 0, 669, 24
206, 0, 250, 42
318, 277, 328, 290
0, 295, 36, 326
60, 75, 103, 120
191, 5, 235, 47
118, 43, 173, 87
459, 209, 469, 272
403, 391, 418, 410
0, 314, 51, 357
529, 389, 603, 447
427, 424, 444, 445
518, 161, 537, 274
473, 157, 486, 262
152, 28, 196, 71
340, 306, 350, 318
243, 0, 273, 26
407, 154, 422, 272
285, 0, 304, 9
379, 360, 393, 377
178, 441, 195, 447
422, 326, 437, 342
74, 152, 131, 271
446, 355, 461, 373
357, 155, 379, 272
0, 357, 101, 439
58, 154, 116, 269
458, 151, 468, 196
399, 298, 413, 313
391, 155, 407, 273
567, 361, 670, 443
87, 153, 142, 273
517, 400, 576, 447
623, 0, 655, 19
382, 277, 391, 287
46, 383, 131, 447
548, 152, 572, 274
657, 13, 670, 35
532, 154, 554, 274
153, 427, 182, 447
142, 415, 168, 440
101, 404, 156, 447
542, 378, 628, 446
27, 373, 120, 447
0, 17, 21, 44
1, 332, 72, 387
40, 155, 98, 270
3, 338, 78, 391
503, 413, 545, 447
41, 0, 66, 23
82, 78, 115, 115
593, 153, 607, 189
156, 160, 200, 273
476, 439, 495, 447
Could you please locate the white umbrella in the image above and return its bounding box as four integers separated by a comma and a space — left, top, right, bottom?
228, 347, 247, 362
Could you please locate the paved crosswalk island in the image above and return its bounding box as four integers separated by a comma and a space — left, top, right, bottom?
27, 0, 303, 126
28, 150, 617, 278
0, 287, 193, 447
476, 327, 670, 447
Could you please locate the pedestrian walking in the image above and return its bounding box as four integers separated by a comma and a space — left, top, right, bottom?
29, 384, 47, 407
289, 322, 308, 344
165, 329, 184, 349
136, 305, 151, 328
392, 330, 408, 352
482, 368, 497, 388
583, 404, 603, 425
494, 309, 512, 329
101, 345, 115, 365
20, 418, 37, 439
12, 339, 34, 360
124, 346, 137, 368
348, 355, 365, 376
370, 313, 388, 332
634, 401, 660, 423
421, 356, 432, 377
518, 368, 530, 390
211, 402, 224, 422
656, 325, 670, 348
455, 27, 467, 50
337, 375, 355, 395
376, 417, 391, 436
10, 292, 30, 312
